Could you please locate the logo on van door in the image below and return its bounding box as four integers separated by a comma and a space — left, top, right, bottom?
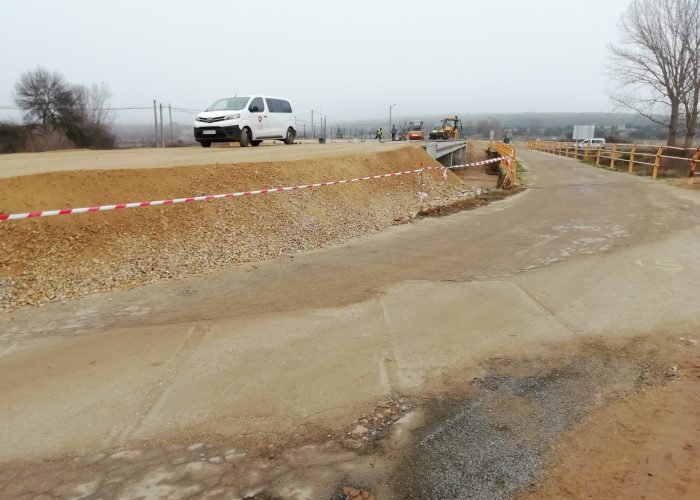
258, 116, 263, 123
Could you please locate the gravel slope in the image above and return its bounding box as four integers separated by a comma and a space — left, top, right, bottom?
0, 146, 481, 310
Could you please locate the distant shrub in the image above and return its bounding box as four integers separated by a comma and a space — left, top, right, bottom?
0, 121, 115, 153
22, 127, 74, 152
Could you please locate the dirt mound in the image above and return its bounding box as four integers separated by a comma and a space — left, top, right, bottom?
0, 147, 478, 310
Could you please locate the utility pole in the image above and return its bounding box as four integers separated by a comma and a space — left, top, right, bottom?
311, 110, 315, 138
159, 103, 164, 148
168, 104, 173, 145
153, 100, 158, 148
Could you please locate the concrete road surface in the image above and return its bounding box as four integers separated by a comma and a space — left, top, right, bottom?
1, 149, 699, 494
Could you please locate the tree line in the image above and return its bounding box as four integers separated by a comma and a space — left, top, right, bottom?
610, 0, 700, 147
0, 67, 115, 153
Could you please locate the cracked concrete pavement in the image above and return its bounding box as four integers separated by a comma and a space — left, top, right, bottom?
1, 149, 699, 490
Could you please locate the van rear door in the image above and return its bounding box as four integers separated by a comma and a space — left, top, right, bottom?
265, 98, 292, 139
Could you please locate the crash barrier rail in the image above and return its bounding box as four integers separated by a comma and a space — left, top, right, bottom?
0, 153, 516, 222
528, 140, 700, 185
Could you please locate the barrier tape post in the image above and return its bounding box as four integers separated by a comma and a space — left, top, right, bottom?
0, 157, 512, 222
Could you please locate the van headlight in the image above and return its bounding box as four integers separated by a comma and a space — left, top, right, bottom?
225, 113, 240, 120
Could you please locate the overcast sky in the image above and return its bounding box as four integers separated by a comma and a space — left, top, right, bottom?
0, 0, 632, 124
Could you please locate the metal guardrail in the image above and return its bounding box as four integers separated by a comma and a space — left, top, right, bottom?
528, 140, 700, 185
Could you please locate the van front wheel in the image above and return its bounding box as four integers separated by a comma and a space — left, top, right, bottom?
240, 127, 252, 147
284, 127, 296, 145
200, 141, 211, 148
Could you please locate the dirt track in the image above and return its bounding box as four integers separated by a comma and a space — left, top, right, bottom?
1, 147, 700, 498
0, 141, 408, 178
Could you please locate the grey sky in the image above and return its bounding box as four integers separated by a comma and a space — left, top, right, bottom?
0, 0, 631, 124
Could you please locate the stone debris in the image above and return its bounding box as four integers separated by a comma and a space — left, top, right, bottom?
340, 486, 376, 500
344, 395, 413, 451
350, 425, 369, 436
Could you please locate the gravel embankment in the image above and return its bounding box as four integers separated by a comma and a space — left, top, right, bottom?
0, 147, 488, 311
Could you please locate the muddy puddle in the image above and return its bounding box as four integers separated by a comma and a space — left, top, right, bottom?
0, 336, 691, 500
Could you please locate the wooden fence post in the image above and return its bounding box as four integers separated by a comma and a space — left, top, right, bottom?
575, 144, 579, 159
689, 148, 700, 185
595, 146, 602, 165
628, 144, 636, 173
610, 144, 617, 169
584, 146, 589, 161
652, 146, 664, 179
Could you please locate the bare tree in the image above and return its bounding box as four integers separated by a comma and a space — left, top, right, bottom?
11, 67, 116, 150
72, 82, 114, 126
608, 0, 697, 146
12, 67, 75, 126
680, 1, 700, 147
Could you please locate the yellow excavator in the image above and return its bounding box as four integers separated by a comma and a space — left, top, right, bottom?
429, 116, 463, 140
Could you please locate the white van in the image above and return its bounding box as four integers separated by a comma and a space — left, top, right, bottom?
193, 96, 296, 147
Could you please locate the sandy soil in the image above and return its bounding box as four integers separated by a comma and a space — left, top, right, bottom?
524, 337, 700, 499
0, 142, 409, 178
393, 335, 699, 499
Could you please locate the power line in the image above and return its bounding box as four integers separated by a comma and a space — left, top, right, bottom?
0, 104, 152, 111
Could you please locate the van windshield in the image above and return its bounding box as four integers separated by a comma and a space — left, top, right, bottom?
206, 97, 251, 112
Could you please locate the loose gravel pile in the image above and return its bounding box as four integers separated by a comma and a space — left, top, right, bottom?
0, 147, 485, 311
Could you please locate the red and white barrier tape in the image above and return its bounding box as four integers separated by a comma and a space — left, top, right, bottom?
0, 157, 509, 222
